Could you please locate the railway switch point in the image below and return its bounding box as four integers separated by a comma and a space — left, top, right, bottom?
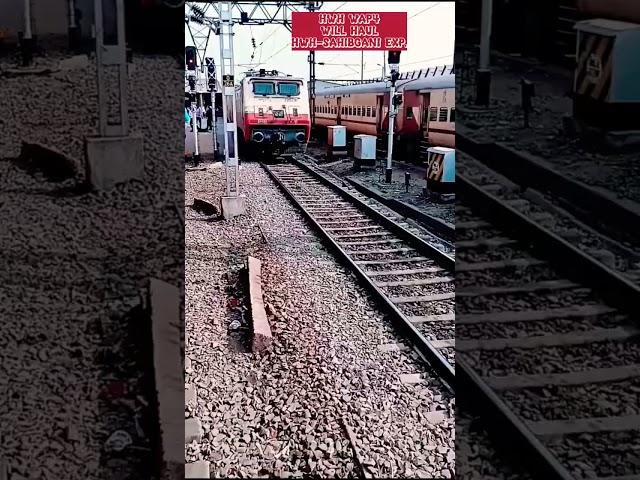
220, 195, 247, 220
84, 135, 144, 190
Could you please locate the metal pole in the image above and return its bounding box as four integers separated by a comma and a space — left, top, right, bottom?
309, 50, 316, 132
361, 51, 364, 82
22, 0, 33, 65
385, 81, 395, 183
479, 0, 493, 70
193, 105, 199, 165
383, 51, 386, 78
219, 1, 239, 197
476, 0, 493, 106
69, 0, 76, 28
68, 0, 80, 49
94, 0, 128, 137
211, 89, 217, 157
24, 0, 32, 38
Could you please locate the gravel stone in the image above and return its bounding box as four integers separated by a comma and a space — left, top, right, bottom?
185, 162, 454, 477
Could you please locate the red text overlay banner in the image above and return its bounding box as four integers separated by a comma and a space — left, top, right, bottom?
291, 12, 407, 51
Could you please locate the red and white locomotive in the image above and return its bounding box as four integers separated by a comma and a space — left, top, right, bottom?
236, 69, 311, 157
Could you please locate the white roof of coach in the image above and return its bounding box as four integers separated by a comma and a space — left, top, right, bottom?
317, 72, 454, 96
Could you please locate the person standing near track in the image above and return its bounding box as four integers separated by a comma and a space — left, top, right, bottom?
206, 105, 213, 132
195, 104, 203, 130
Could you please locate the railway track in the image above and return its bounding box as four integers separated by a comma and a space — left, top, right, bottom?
261, 157, 455, 390
300, 151, 455, 244
456, 144, 640, 283
456, 170, 640, 479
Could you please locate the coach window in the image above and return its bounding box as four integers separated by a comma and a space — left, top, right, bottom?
449, 108, 455, 122
253, 82, 275, 95
356, 106, 361, 116
429, 107, 437, 121
439, 107, 448, 122
366, 106, 371, 117
278, 82, 300, 96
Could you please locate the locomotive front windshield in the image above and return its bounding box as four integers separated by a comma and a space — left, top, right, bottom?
277, 82, 300, 96
253, 82, 275, 95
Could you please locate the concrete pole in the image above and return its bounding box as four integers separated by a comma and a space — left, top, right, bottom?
476, 0, 493, 106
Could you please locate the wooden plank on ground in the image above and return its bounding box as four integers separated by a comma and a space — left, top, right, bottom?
431, 338, 455, 348
457, 237, 517, 249
485, 364, 640, 391
340, 239, 402, 246
456, 258, 545, 272
375, 276, 453, 287
457, 305, 617, 325
456, 327, 640, 352
366, 267, 442, 276
347, 248, 414, 255
410, 313, 455, 323
149, 278, 183, 464
528, 414, 640, 437
391, 292, 455, 303
457, 280, 580, 298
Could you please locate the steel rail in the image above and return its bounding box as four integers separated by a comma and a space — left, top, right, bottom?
292, 155, 455, 271
262, 162, 455, 391
457, 130, 640, 246
342, 175, 455, 243
456, 170, 640, 480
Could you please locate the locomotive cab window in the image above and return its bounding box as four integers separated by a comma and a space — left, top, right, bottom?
253, 82, 275, 95
406, 107, 413, 119
277, 82, 300, 96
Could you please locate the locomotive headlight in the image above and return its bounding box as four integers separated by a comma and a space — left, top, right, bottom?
258, 107, 264, 116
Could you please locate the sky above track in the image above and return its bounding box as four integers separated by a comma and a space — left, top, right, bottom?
185, 1, 454, 82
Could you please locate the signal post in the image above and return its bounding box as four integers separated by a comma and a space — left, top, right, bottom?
385, 50, 401, 183
217, 1, 246, 220
85, 0, 143, 191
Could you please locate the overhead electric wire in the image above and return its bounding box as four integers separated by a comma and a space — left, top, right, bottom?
409, 2, 441, 19
332, 2, 347, 12
330, 54, 453, 79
